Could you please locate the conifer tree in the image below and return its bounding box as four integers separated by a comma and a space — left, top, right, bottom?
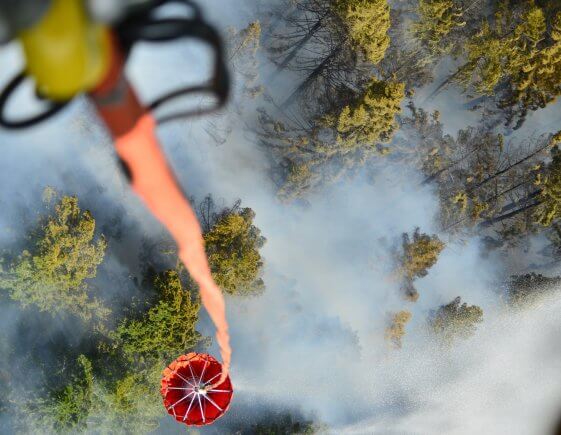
534, 146, 561, 226
330, 78, 405, 148
511, 12, 561, 121
269, 0, 392, 109
414, 0, 465, 55
394, 228, 445, 302
429, 296, 483, 343
203, 199, 266, 296
115, 270, 202, 363
88, 364, 164, 434
385, 311, 412, 348
258, 77, 404, 200
229, 21, 263, 98
401, 228, 445, 281
457, 1, 546, 95
333, 0, 391, 64
21, 355, 94, 433
447, 1, 561, 125
507, 273, 561, 306
0, 194, 108, 322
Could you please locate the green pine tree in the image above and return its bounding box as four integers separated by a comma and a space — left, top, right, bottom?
413, 0, 465, 55
330, 78, 405, 148
204, 203, 266, 296
429, 296, 483, 343
115, 270, 202, 363
333, 0, 391, 64
0, 194, 108, 322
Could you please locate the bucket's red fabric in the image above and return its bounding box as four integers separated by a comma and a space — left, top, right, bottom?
161, 353, 234, 426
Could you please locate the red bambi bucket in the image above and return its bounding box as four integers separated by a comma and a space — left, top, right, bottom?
161, 353, 233, 426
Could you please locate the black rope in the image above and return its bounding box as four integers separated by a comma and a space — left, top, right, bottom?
0, 71, 68, 129
118, 10, 230, 124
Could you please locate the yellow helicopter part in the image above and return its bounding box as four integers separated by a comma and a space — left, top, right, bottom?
18, 0, 111, 101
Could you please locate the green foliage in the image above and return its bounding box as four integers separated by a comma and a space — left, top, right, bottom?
429, 296, 483, 343
18, 268, 198, 433
88, 363, 164, 434
385, 310, 412, 348
504, 9, 561, 117
204, 201, 266, 296
24, 269, 194, 433
23, 355, 94, 433
0, 194, 108, 322
229, 21, 263, 98
278, 161, 314, 200
457, 1, 547, 95
50, 356, 93, 431
535, 145, 561, 226
451, 0, 561, 123
333, 0, 391, 64
331, 78, 405, 148
115, 270, 202, 362
258, 77, 404, 200
396, 229, 444, 302
22, 358, 165, 434
401, 228, 445, 280
399, 101, 555, 234
41, 185, 58, 204
413, 0, 465, 55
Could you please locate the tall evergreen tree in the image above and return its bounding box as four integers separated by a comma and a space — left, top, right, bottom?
534, 145, 561, 226
507, 273, 561, 306
21, 355, 94, 433
199, 196, 266, 296
396, 228, 445, 301
414, 0, 466, 55
429, 296, 483, 343
385, 310, 412, 348
258, 77, 404, 199
333, 0, 391, 64
447, 0, 561, 126
401, 228, 445, 280
0, 194, 108, 322
115, 270, 202, 363
329, 78, 405, 148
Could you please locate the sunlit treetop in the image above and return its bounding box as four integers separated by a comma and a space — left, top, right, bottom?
460, 2, 546, 93
115, 270, 202, 363
204, 202, 266, 296
0, 193, 108, 322
330, 78, 405, 149
429, 297, 483, 344
511, 11, 561, 113
401, 227, 445, 281
413, 0, 466, 55
228, 21, 263, 99
535, 144, 561, 227
385, 310, 412, 349
333, 0, 391, 64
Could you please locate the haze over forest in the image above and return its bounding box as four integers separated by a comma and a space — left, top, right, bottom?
1, 0, 561, 434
